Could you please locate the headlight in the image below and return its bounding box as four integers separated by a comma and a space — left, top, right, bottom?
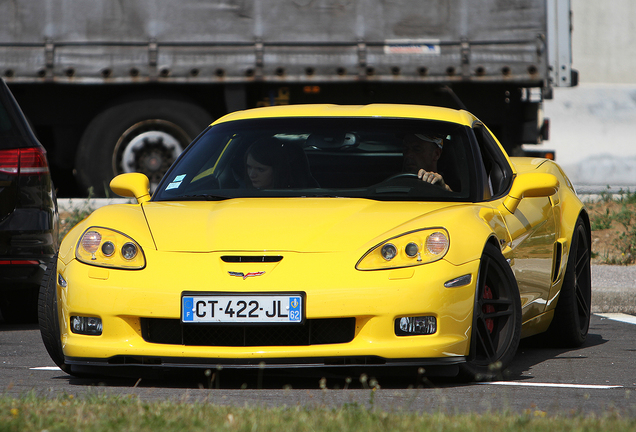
76, 227, 146, 269
356, 228, 449, 270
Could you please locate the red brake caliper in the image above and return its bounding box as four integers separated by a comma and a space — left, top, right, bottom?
482, 285, 495, 333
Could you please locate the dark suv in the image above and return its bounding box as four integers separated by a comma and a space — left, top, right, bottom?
0, 78, 58, 323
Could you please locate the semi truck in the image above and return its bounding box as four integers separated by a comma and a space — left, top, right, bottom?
0, 0, 577, 197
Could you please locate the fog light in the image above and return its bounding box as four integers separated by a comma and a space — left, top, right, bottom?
70, 316, 103, 335
396, 316, 436, 335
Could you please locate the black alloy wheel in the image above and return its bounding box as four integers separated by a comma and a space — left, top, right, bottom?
460, 242, 522, 381
545, 217, 591, 347
38, 255, 70, 373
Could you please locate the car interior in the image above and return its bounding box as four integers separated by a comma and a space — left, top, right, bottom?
154, 118, 479, 202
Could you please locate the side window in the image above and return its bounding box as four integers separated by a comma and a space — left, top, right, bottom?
473, 124, 513, 199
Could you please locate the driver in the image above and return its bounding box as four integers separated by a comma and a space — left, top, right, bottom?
402, 133, 452, 191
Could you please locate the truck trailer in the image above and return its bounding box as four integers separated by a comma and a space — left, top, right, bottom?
0, 0, 577, 196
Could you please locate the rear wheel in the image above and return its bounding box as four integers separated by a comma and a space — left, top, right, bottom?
38, 255, 70, 373
545, 218, 591, 347
459, 242, 521, 381
75, 99, 211, 196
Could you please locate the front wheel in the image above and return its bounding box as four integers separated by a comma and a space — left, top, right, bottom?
38, 256, 70, 373
459, 242, 522, 381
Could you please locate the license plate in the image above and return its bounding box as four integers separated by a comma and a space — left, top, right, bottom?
181, 293, 304, 324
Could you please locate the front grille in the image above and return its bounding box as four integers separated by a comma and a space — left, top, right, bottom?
221, 255, 283, 263
141, 317, 356, 347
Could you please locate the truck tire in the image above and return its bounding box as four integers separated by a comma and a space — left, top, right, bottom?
75, 99, 211, 197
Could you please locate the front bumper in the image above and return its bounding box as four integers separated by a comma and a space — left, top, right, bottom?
57, 251, 480, 371
65, 355, 466, 378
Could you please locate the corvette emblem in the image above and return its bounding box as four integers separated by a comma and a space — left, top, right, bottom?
228, 271, 265, 280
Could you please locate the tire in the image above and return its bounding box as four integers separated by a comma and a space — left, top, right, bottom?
37, 255, 70, 373
459, 242, 522, 381
75, 99, 211, 197
544, 218, 591, 347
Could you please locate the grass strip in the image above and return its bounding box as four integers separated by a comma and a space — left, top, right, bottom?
1, 393, 635, 432
583, 188, 636, 264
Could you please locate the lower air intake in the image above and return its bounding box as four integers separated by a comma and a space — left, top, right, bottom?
141, 317, 355, 346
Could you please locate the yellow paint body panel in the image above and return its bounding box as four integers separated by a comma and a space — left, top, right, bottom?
212, 104, 477, 127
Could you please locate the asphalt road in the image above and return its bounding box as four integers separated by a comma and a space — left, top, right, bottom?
1, 314, 635, 415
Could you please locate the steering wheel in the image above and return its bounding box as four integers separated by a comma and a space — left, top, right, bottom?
383, 173, 420, 182
378, 172, 448, 191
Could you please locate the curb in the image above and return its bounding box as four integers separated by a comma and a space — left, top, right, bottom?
592, 290, 636, 314
591, 265, 636, 314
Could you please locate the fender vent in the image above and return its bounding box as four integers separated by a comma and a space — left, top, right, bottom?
552, 241, 563, 283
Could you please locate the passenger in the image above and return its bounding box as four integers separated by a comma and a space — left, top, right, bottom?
402, 133, 452, 191
244, 136, 318, 189
245, 137, 289, 189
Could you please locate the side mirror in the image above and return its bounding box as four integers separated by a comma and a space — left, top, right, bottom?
110, 173, 151, 204
502, 173, 559, 213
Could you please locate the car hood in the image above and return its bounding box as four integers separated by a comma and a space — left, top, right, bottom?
143, 198, 463, 253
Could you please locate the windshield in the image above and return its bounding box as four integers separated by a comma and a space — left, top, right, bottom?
153, 117, 476, 202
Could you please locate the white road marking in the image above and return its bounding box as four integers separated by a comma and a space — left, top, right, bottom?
25, 369, 626, 390
596, 313, 636, 325
483, 381, 622, 389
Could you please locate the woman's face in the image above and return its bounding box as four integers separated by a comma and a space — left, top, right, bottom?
246, 153, 274, 188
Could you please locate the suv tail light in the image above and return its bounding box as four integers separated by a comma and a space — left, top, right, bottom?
0, 147, 49, 175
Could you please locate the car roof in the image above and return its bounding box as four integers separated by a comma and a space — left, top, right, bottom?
211, 104, 477, 127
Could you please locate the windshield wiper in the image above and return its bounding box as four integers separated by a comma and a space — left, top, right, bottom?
178, 194, 231, 201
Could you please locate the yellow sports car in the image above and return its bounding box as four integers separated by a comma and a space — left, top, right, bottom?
39, 104, 591, 381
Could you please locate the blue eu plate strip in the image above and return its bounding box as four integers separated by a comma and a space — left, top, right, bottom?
183, 297, 194, 322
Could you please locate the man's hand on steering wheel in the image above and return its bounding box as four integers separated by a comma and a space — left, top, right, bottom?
417, 169, 452, 191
